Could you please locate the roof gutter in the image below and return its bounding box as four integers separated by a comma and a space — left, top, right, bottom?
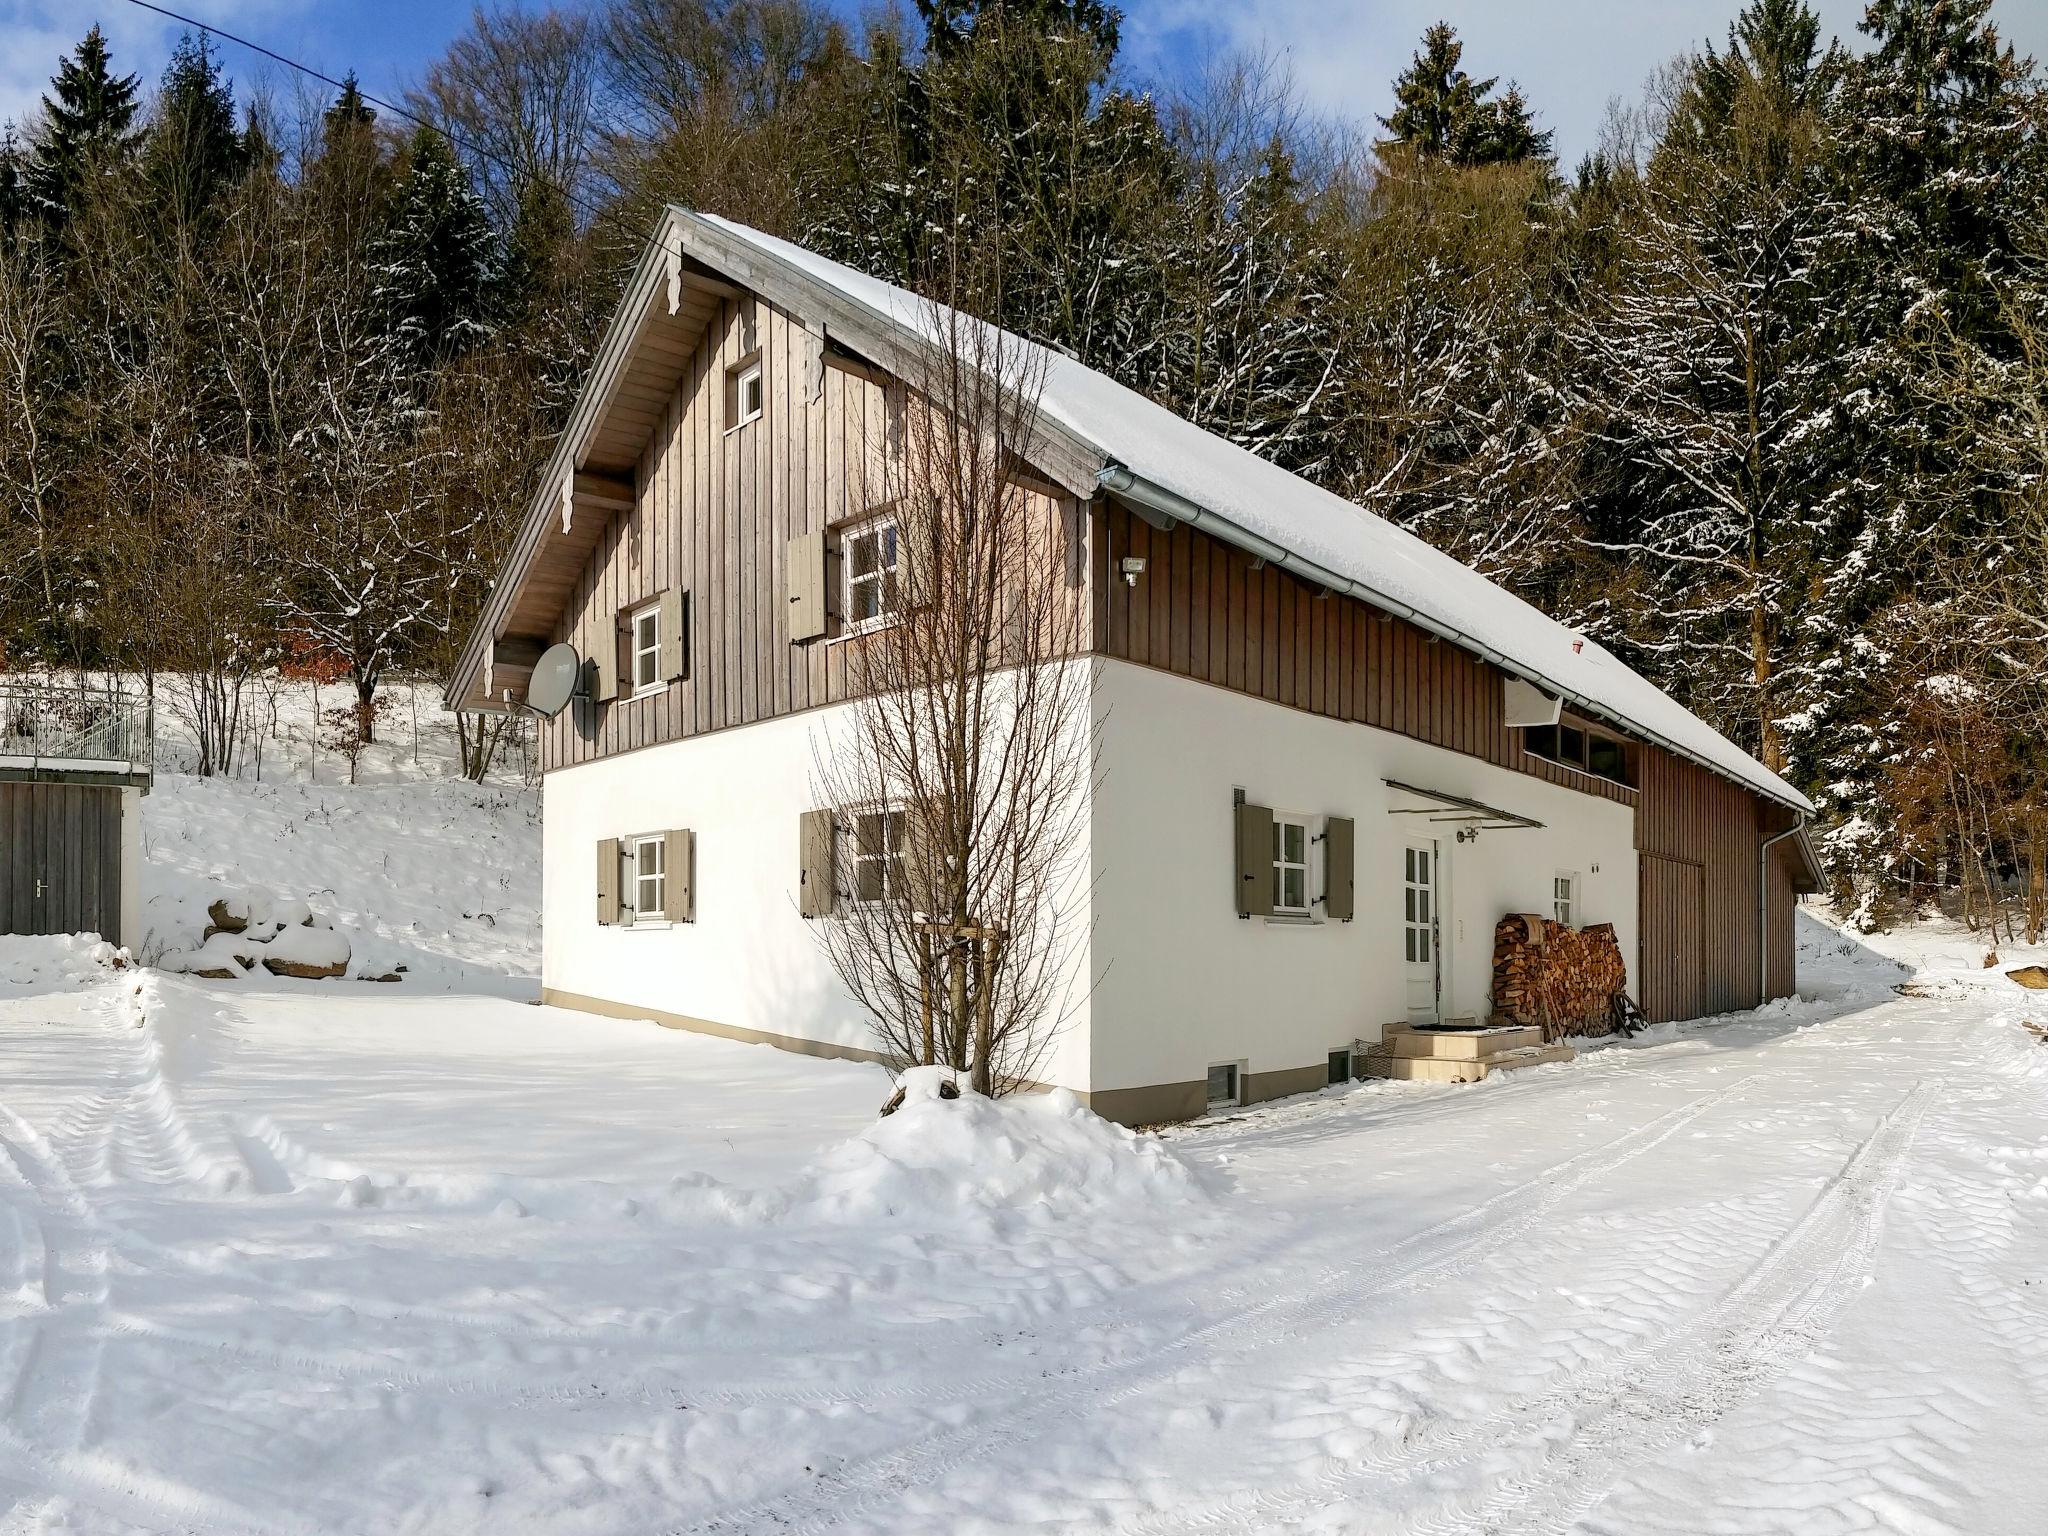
1095, 461, 1809, 815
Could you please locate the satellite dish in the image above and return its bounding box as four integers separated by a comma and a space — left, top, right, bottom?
525, 642, 583, 717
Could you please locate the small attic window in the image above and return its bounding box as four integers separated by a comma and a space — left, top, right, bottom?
729, 359, 763, 428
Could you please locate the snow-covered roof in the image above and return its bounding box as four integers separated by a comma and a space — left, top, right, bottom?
692, 212, 1810, 814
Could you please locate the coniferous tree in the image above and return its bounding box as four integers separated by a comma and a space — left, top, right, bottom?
1790, 0, 2048, 826
1379, 23, 1552, 166
374, 127, 499, 369
22, 25, 141, 227
147, 32, 248, 227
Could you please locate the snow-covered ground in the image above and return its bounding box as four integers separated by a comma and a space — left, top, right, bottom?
4, 729, 2047, 1531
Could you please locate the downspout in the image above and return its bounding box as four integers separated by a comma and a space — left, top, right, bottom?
1758, 817, 1807, 1004
1095, 461, 1808, 816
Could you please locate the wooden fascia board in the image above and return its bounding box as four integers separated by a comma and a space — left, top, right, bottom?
450, 214, 693, 710
668, 209, 1108, 500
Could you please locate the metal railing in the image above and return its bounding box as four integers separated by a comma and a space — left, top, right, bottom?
0, 677, 154, 778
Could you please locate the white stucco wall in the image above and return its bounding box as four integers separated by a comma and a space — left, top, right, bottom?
542, 660, 1638, 1106
540, 693, 1096, 1090
1087, 661, 1639, 1097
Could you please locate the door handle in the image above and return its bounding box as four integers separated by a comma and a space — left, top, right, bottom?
35, 879, 45, 899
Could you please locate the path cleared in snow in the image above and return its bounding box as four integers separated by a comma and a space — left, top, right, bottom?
2, 917, 2046, 1534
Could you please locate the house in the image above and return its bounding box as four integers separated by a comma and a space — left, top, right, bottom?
1, 676, 149, 948
447, 208, 1823, 1124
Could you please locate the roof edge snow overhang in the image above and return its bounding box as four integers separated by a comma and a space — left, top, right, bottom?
1096, 462, 1814, 818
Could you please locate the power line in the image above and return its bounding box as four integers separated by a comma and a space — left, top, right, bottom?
119, 0, 628, 241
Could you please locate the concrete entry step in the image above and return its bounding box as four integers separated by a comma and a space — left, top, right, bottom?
1386, 1023, 1545, 1060
1363, 1030, 1574, 1083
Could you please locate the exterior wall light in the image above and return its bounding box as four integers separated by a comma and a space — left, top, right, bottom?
1120, 556, 1147, 587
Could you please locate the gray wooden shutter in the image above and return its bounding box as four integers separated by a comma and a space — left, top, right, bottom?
799, 808, 836, 917
596, 837, 621, 924
591, 616, 621, 702
1235, 801, 1274, 917
664, 828, 693, 922
900, 505, 934, 613
659, 589, 689, 682
788, 530, 827, 643
1324, 816, 1355, 922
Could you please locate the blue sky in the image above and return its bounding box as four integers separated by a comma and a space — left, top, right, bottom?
6, 0, 2047, 167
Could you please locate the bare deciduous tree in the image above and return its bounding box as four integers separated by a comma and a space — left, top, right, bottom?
809, 301, 1094, 1097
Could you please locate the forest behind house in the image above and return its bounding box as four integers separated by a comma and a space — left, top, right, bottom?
2, 0, 2045, 933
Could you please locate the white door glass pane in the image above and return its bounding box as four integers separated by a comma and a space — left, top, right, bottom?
1419, 933, 1430, 961
1405, 930, 1416, 962
1418, 891, 1429, 923
1404, 848, 1415, 880
1405, 889, 1415, 921
1417, 851, 1429, 882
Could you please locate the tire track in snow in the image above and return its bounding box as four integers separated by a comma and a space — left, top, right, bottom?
668, 1076, 1761, 1536
1137, 1076, 1941, 1536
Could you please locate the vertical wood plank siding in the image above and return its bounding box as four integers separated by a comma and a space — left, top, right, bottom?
540, 295, 1087, 770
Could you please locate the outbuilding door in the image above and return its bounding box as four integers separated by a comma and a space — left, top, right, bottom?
0, 783, 123, 944
1403, 839, 1442, 1025
1639, 853, 1705, 1023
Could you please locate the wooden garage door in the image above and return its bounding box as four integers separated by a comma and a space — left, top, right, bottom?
0, 783, 123, 944
1639, 853, 1706, 1023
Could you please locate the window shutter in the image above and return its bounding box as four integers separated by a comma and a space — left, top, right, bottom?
1324, 816, 1355, 921
854, 813, 887, 903
659, 588, 689, 681
799, 808, 836, 917
1235, 802, 1274, 917
596, 837, 621, 924
901, 506, 936, 613
788, 530, 828, 643
590, 614, 621, 702
665, 828, 693, 922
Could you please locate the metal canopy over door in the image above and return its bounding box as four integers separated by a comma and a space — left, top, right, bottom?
0, 783, 122, 944
1639, 853, 1706, 1022
1403, 839, 1442, 1025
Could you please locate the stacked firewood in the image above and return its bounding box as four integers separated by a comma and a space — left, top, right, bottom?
1491, 913, 1628, 1042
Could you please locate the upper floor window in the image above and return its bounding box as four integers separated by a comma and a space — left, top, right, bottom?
845, 514, 901, 632
630, 603, 662, 695
1526, 720, 1631, 787
730, 359, 763, 428
1272, 814, 1311, 914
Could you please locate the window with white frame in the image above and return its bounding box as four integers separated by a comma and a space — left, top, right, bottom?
629, 835, 666, 921
1271, 814, 1311, 915
844, 515, 901, 631
732, 360, 763, 426
1553, 871, 1578, 928
853, 806, 906, 902
630, 604, 661, 695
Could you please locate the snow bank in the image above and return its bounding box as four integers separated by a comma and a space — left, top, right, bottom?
0, 933, 124, 992
141, 771, 539, 988
763, 1069, 1211, 1226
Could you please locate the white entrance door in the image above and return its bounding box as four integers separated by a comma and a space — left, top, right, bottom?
1403, 840, 1442, 1025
